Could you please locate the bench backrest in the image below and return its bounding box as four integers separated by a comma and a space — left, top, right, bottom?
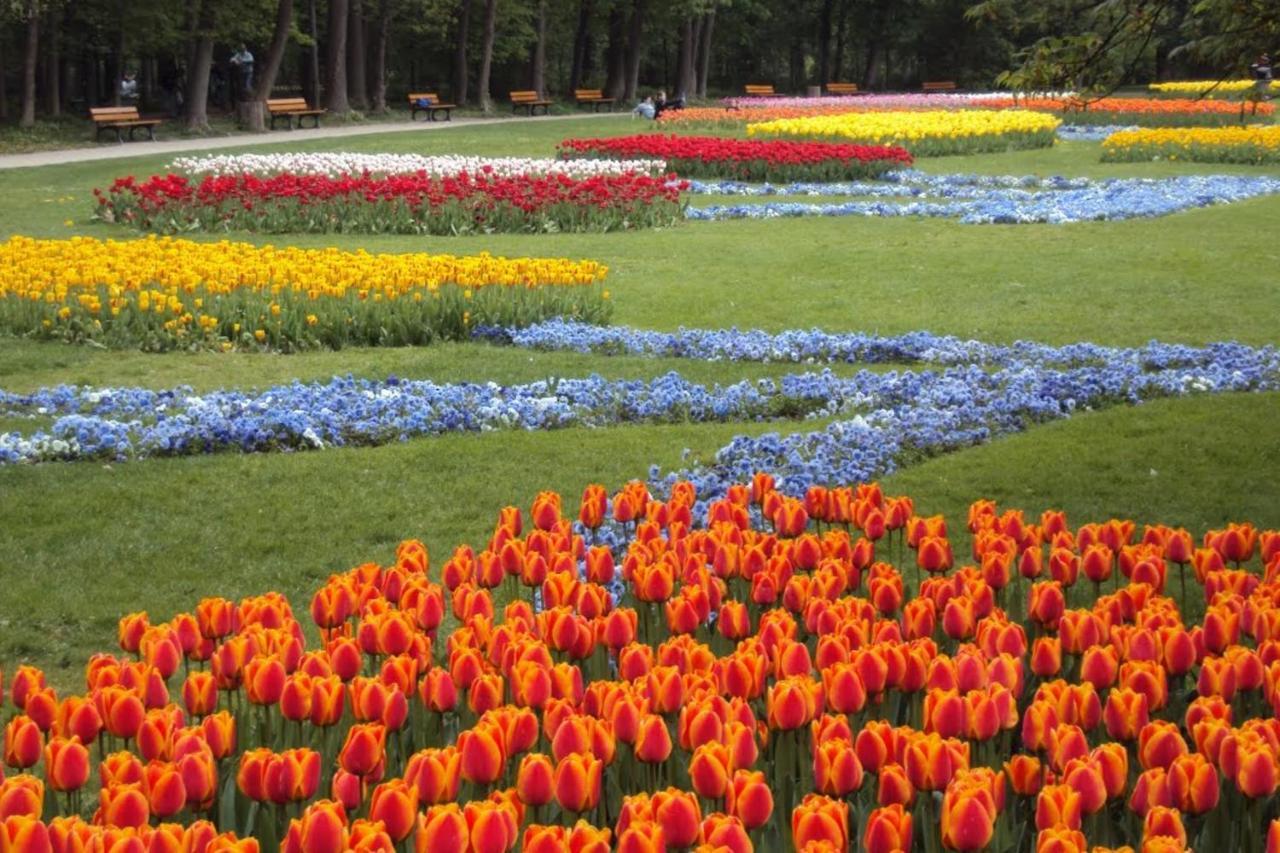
90, 106, 141, 122
922, 81, 957, 91
575, 89, 604, 99
266, 97, 312, 111
510, 90, 545, 103
827, 82, 858, 94
407, 93, 439, 103
744, 84, 776, 96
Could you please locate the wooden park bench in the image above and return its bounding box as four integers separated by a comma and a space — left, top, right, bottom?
407, 92, 455, 121
826, 82, 860, 96
266, 97, 325, 130
511, 90, 552, 116
90, 106, 161, 143
744, 84, 781, 97
574, 89, 615, 112
922, 81, 958, 92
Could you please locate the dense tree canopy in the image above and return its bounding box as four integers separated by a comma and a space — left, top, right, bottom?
0, 0, 1274, 127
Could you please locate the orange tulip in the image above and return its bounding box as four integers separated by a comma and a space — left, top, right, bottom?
1104, 688, 1149, 741
339, 723, 387, 778
368, 779, 418, 842
1142, 805, 1186, 848
43, 736, 90, 793
143, 760, 187, 818
904, 732, 968, 792
689, 742, 733, 801
863, 804, 913, 853
634, 714, 673, 764
1237, 742, 1280, 798
1006, 754, 1042, 797
416, 804, 467, 853
813, 739, 863, 797
792, 794, 849, 851
523, 821, 612, 853
942, 779, 996, 851
1035, 783, 1081, 831
0, 815, 52, 853
727, 770, 773, 830
652, 788, 702, 849
0, 776, 45, 820
459, 723, 506, 785
1138, 721, 1187, 771
3, 717, 41, 770
98, 782, 150, 828
553, 753, 602, 814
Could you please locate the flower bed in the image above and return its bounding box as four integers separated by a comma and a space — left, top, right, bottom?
94, 171, 685, 236
5, 326, 1276, 465
974, 96, 1274, 126
744, 110, 1059, 156
169, 152, 668, 179
556, 134, 912, 182
0, 236, 610, 352
1, 473, 1279, 853
680, 174, 1280, 224
1149, 80, 1280, 96
1101, 126, 1280, 165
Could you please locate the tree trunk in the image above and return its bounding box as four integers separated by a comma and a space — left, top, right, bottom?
347, 0, 367, 110
696, 9, 713, 98
369, 0, 388, 111
183, 1, 215, 132
476, 0, 498, 113
20, 0, 39, 128
862, 38, 884, 90
675, 15, 696, 99
623, 0, 645, 100
603, 4, 626, 99
818, 0, 833, 85
241, 0, 293, 130
0, 34, 7, 120
113, 1, 125, 106
307, 0, 321, 106
44, 5, 60, 116
569, 0, 593, 92
452, 0, 470, 105
530, 0, 546, 97
832, 0, 849, 83
326, 0, 350, 112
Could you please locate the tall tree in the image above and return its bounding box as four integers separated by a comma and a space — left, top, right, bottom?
817, 0, 833, 84
529, 0, 546, 96
43, 2, 60, 116
347, 0, 368, 109
20, 0, 39, 127
451, 0, 470, 103
183, 0, 216, 130
674, 13, 697, 98
369, 0, 390, 111
569, 0, 594, 91
475, 0, 497, 112
306, 0, 321, 104
240, 0, 294, 130
326, 0, 350, 112
623, 0, 645, 99
696, 6, 714, 97
603, 2, 626, 98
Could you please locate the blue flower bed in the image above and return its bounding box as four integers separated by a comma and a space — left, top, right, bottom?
3, 329, 1276, 473
1056, 124, 1137, 142
683, 172, 1280, 224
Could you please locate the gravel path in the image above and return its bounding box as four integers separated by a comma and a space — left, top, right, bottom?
0, 113, 631, 171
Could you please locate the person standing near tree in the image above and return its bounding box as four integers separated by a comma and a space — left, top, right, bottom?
230, 44, 255, 101
1251, 52, 1273, 100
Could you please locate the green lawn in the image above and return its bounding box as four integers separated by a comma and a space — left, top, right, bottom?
2, 117, 1278, 688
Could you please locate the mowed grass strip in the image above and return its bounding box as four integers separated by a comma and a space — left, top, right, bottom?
2, 391, 1276, 690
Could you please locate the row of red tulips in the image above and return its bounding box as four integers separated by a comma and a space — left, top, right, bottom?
92, 172, 687, 236
557, 135, 914, 182
2, 475, 1280, 853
